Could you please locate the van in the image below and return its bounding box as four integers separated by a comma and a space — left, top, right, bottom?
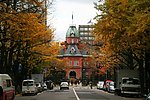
22, 79, 38, 96
0, 74, 15, 100
97, 81, 104, 89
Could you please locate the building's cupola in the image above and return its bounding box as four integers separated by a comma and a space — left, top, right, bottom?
66, 25, 80, 44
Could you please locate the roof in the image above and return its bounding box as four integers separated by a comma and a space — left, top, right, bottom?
0, 74, 11, 79
23, 79, 35, 82
64, 45, 82, 56
66, 25, 79, 38
57, 25, 91, 58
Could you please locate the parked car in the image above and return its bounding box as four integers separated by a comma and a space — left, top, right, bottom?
42, 83, 47, 90
46, 80, 54, 90
0, 74, 15, 100
97, 81, 104, 90
103, 80, 113, 91
107, 81, 115, 92
146, 93, 150, 100
22, 79, 38, 96
36, 83, 43, 92
60, 81, 69, 90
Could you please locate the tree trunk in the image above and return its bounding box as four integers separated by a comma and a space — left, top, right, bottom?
138, 59, 145, 94
145, 52, 150, 94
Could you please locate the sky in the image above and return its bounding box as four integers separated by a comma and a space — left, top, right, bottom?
48, 0, 99, 42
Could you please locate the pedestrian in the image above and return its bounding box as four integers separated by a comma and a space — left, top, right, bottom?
89, 81, 92, 89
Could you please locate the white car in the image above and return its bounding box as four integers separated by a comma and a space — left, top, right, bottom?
36, 83, 43, 92
42, 83, 47, 90
97, 81, 104, 89
22, 79, 38, 96
107, 81, 115, 92
60, 81, 69, 90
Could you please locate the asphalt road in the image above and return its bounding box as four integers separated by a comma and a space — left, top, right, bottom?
15, 86, 145, 100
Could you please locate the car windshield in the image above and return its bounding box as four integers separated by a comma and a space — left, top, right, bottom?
61, 82, 68, 85
36, 83, 40, 87
109, 82, 114, 86
98, 81, 104, 84
122, 78, 140, 85
23, 81, 34, 86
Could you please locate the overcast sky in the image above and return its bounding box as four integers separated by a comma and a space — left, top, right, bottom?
48, 0, 98, 42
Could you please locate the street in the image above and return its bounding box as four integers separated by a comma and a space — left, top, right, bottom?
0, 1, 149, 100
15, 86, 144, 100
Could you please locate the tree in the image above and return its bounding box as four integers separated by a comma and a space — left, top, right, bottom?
0, 0, 55, 93
94, 0, 150, 93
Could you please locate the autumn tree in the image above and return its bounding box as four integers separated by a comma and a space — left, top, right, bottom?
41, 42, 67, 83
94, 0, 150, 93
39, 42, 66, 71
0, 0, 55, 92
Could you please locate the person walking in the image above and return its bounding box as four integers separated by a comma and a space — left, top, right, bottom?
89, 81, 92, 89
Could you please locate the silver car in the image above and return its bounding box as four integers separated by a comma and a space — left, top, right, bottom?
60, 81, 69, 90
36, 83, 43, 92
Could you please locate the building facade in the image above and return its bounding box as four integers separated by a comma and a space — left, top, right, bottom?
58, 25, 91, 84
78, 25, 95, 45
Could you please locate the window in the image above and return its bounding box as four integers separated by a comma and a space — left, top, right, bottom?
80, 28, 84, 31
23, 81, 34, 86
89, 37, 93, 40
80, 32, 84, 36
67, 39, 69, 43
76, 39, 78, 43
83, 62, 88, 66
80, 37, 83, 40
6, 80, 11, 87
69, 61, 72, 66
85, 28, 88, 31
70, 30, 75, 37
70, 47, 76, 54
85, 37, 88, 40
72, 39, 74, 43
122, 78, 139, 85
74, 61, 79, 66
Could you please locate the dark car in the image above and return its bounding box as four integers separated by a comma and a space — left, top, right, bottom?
46, 80, 54, 90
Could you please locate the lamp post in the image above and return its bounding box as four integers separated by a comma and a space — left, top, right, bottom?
82, 68, 86, 86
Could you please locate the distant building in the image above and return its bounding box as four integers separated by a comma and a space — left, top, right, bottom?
57, 25, 92, 84
78, 25, 95, 45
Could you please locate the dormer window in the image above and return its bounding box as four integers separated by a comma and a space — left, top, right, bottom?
72, 39, 74, 44
70, 32, 75, 37
70, 47, 76, 54
76, 39, 78, 43
70, 30, 75, 37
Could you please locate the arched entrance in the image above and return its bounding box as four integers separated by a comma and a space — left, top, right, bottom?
69, 71, 76, 78
69, 71, 77, 85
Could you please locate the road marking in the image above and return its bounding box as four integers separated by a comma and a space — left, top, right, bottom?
73, 88, 80, 100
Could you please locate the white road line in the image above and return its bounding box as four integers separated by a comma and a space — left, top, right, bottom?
73, 88, 80, 100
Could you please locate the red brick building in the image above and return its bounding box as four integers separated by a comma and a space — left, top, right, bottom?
57, 25, 91, 83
